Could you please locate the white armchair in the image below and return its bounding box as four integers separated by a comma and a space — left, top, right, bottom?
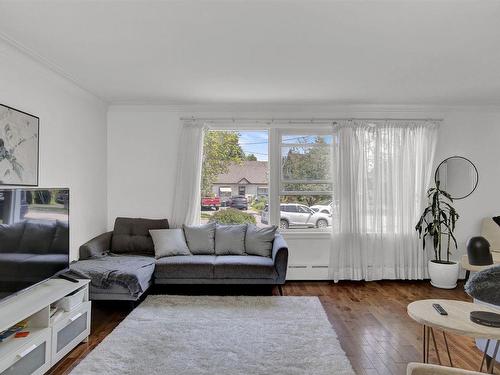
407, 363, 483, 375
460, 218, 500, 276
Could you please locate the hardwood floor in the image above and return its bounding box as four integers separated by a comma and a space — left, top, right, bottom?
47, 281, 492, 375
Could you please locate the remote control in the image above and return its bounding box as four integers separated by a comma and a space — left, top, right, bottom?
433, 303, 448, 316
58, 273, 79, 283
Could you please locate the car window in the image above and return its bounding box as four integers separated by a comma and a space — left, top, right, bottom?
287, 205, 298, 213
321, 209, 330, 214
298, 206, 310, 214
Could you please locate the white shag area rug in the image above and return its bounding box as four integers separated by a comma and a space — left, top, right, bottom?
70, 295, 354, 375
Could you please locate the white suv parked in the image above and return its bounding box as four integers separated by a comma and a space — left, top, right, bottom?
261, 203, 332, 229
310, 204, 332, 215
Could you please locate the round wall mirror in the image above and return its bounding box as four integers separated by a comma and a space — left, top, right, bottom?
434, 156, 478, 200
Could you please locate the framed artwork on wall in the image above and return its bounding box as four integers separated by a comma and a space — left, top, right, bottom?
0, 104, 39, 186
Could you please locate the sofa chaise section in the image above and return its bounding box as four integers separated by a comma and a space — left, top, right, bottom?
71, 254, 156, 301
70, 217, 168, 301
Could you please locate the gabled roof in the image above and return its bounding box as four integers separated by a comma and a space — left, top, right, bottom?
215, 161, 268, 184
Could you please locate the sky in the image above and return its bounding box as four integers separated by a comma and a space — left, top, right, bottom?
237, 132, 333, 162
238, 131, 269, 161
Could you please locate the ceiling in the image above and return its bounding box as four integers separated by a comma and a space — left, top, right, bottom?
0, 0, 500, 105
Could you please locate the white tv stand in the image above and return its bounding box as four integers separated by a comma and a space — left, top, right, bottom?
0, 279, 90, 374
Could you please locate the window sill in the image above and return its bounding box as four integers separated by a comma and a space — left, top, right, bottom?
279, 230, 332, 240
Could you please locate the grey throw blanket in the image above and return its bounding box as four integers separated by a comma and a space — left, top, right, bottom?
465, 265, 500, 305
70, 254, 155, 298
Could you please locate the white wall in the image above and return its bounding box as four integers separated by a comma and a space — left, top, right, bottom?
107, 109, 182, 227
0, 40, 108, 260
107, 105, 500, 279
434, 111, 500, 254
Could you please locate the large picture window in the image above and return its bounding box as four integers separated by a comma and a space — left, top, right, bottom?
199, 127, 333, 232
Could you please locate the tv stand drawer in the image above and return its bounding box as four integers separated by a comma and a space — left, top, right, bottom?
0, 329, 51, 375
51, 301, 91, 363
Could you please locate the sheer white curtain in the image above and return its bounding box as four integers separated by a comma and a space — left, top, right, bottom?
171, 122, 206, 227
330, 120, 439, 281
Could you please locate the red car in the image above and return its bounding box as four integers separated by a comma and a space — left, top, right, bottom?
201, 197, 221, 210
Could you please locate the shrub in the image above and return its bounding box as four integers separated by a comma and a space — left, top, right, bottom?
200, 212, 213, 220
251, 199, 267, 212
208, 208, 256, 225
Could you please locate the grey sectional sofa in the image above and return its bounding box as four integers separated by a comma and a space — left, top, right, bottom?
70, 217, 288, 301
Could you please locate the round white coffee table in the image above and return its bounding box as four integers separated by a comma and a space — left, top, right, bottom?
408, 299, 500, 373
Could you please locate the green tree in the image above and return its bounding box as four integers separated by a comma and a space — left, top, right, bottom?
281, 137, 331, 206
201, 131, 245, 196
245, 153, 258, 161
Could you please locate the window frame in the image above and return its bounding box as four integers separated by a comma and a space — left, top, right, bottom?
201, 124, 333, 235
256, 186, 268, 196
272, 128, 334, 233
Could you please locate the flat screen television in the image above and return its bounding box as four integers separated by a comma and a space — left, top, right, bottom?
0, 188, 69, 302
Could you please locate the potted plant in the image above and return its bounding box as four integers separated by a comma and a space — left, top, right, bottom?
415, 181, 460, 289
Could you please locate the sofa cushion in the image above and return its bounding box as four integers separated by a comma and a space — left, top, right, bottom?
183, 223, 216, 255
150, 229, 191, 258
111, 217, 169, 256
215, 224, 247, 255
19, 220, 57, 253
245, 225, 277, 257
155, 255, 216, 279
214, 255, 277, 279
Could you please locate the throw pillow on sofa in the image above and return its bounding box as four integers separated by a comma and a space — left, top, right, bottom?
215, 224, 247, 255
111, 217, 169, 256
245, 224, 277, 257
149, 229, 191, 259
183, 222, 216, 255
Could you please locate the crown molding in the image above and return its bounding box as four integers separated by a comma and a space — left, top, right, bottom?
108, 103, 500, 115
0, 30, 108, 104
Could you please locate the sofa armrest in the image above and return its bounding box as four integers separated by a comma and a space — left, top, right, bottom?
79, 231, 113, 260
272, 233, 288, 284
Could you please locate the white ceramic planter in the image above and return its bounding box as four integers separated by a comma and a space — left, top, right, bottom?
428, 260, 459, 289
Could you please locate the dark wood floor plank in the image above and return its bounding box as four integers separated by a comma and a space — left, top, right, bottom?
47, 280, 492, 375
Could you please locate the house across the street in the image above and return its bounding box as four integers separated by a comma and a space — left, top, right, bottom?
213, 161, 268, 201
